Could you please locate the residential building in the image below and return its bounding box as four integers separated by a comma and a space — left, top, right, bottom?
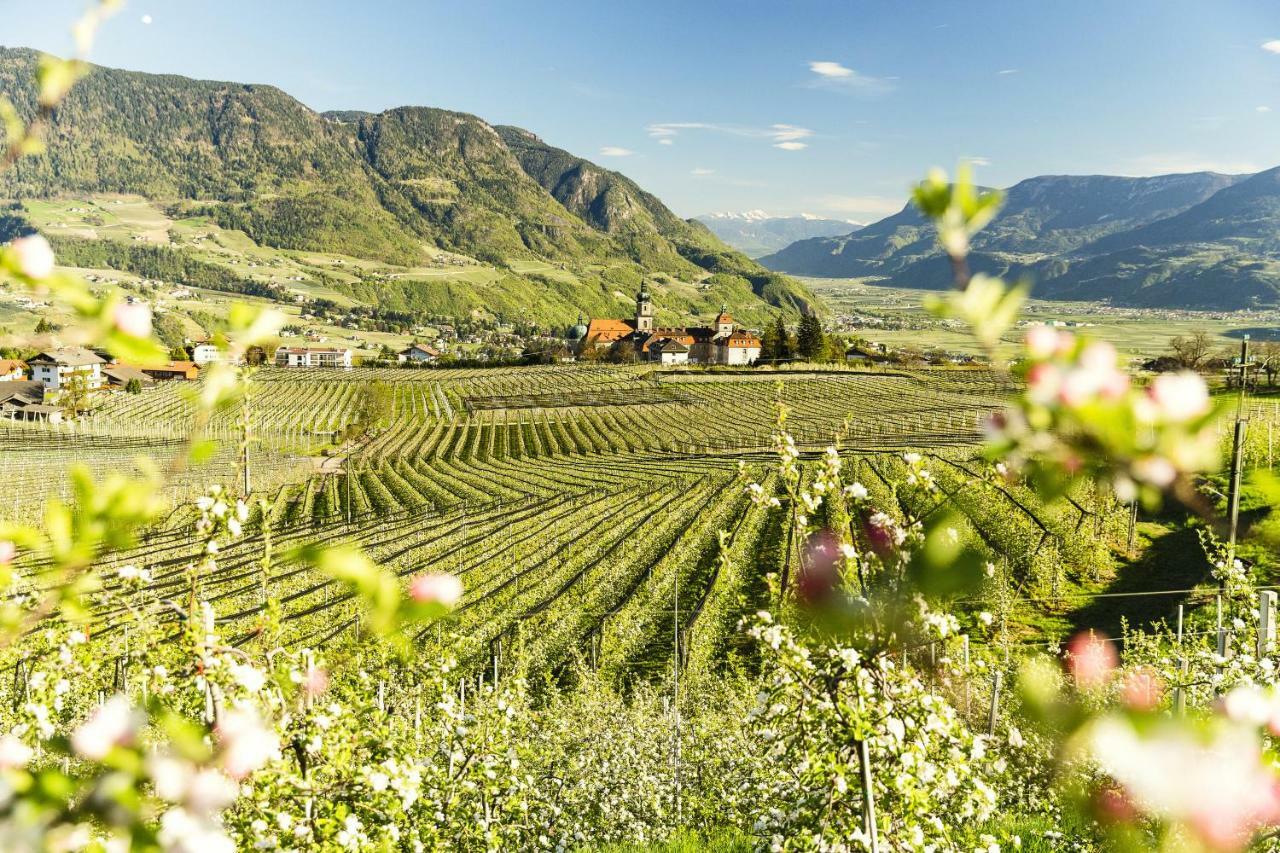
141, 361, 199, 381
0, 359, 26, 381
0, 381, 58, 422
650, 338, 690, 365
28, 348, 106, 391
102, 364, 156, 388
274, 346, 353, 368
191, 343, 222, 366
398, 343, 441, 364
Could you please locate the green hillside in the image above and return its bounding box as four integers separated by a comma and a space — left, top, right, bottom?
0, 46, 814, 326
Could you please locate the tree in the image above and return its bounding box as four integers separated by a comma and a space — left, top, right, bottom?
58, 372, 91, 418
34, 317, 55, 335
1255, 340, 1280, 387
761, 317, 794, 364
608, 341, 637, 364
125, 377, 142, 395
796, 314, 826, 362
1169, 330, 1212, 370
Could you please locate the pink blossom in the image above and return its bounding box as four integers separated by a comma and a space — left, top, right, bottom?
9, 235, 55, 280
797, 529, 841, 604
1024, 325, 1059, 359
113, 302, 153, 338
1148, 372, 1210, 422
0, 540, 14, 564
1026, 362, 1062, 404
1079, 341, 1118, 372
1065, 631, 1117, 689
1121, 667, 1164, 711
216, 708, 279, 780
0, 733, 33, 769
71, 695, 139, 760
1132, 455, 1178, 488
1088, 717, 1280, 851
408, 572, 463, 608
1059, 367, 1103, 407
184, 768, 239, 814
303, 665, 330, 699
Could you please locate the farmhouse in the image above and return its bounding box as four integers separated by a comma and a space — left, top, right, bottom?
28, 348, 105, 391
140, 361, 199, 381
102, 364, 156, 388
0, 381, 59, 422
0, 359, 26, 381
274, 346, 353, 368
191, 342, 222, 366
577, 285, 762, 365
398, 343, 440, 364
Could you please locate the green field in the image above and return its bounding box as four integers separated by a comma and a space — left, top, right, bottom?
809, 276, 1280, 361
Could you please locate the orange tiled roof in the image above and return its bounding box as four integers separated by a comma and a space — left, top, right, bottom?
639, 330, 696, 353
584, 318, 636, 344
725, 330, 761, 347
0, 359, 25, 375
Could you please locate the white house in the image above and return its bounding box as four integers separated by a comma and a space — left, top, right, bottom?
398, 343, 440, 364
274, 346, 353, 368
192, 343, 222, 366
650, 338, 690, 365
28, 348, 106, 391
721, 330, 762, 366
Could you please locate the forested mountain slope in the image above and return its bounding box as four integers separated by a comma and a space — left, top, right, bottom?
0, 47, 814, 322
760, 170, 1279, 309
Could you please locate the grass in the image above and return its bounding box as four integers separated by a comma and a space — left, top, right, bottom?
590, 830, 753, 852
807, 277, 1277, 361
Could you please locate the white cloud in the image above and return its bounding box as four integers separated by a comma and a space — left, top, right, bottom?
998, 68, 1019, 75
1258, 106, 1272, 113
964, 156, 991, 167
804, 61, 892, 94
599, 146, 633, 157
815, 194, 907, 217
646, 122, 813, 151
1263, 40, 1280, 54
140, 14, 153, 25
810, 61, 853, 78
1119, 152, 1262, 176
691, 167, 715, 176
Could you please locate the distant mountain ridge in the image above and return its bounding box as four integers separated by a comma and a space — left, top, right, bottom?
760, 170, 1280, 309
696, 211, 861, 258
0, 46, 815, 323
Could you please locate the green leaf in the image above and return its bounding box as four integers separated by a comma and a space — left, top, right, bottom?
36, 55, 87, 108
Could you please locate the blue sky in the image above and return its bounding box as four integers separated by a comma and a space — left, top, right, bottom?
3, 0, 1280, 221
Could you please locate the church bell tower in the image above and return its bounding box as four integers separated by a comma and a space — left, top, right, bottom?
635, 283, 654, 333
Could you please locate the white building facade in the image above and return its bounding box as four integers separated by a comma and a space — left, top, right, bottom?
274, 347, 353, 368
28, 348, 105, 390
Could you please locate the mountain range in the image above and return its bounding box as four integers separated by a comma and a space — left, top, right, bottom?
695, 211, 861, 258
0, 47, 816, 325
761, 170, 1280, 310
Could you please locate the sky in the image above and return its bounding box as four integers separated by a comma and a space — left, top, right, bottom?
3, 0, 1280, 222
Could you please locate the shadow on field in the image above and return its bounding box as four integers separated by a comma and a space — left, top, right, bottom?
1065, 525, 1211, 640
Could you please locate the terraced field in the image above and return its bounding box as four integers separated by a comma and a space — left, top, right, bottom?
1, 363, 1130, 681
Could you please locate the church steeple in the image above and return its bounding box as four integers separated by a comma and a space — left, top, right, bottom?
635, 282, 654, 333
714, 304, 734, 337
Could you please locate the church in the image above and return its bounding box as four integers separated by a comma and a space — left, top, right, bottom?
574, 284, 762, 365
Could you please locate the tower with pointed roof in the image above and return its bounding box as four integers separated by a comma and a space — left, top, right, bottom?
635, 283, 654, 333
714, 305, 734, 338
